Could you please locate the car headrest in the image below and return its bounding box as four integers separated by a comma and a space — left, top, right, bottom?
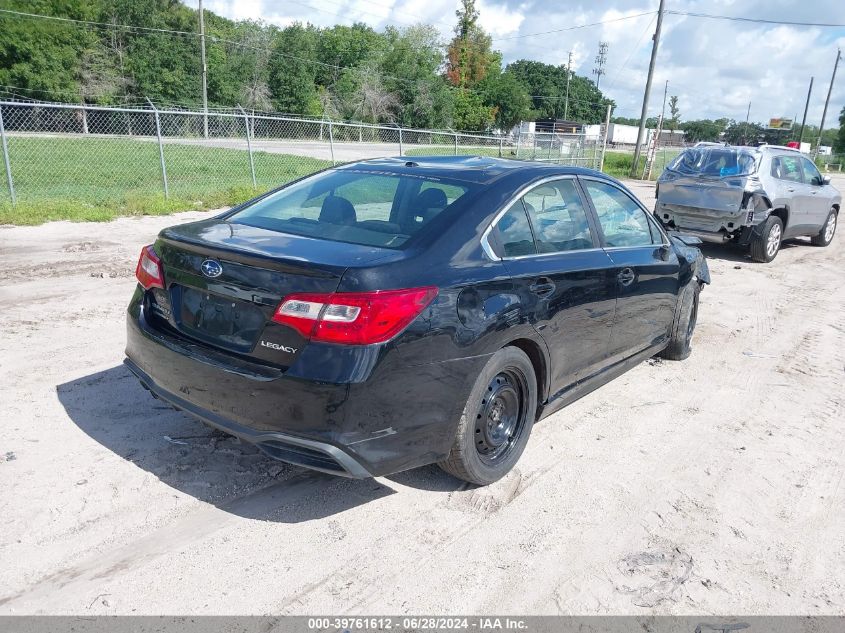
415, 188, 448, 211
319, 196, 357, 225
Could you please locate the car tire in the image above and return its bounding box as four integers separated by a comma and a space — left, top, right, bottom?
439, 346, 537, 486
660, 281, 701, 361
750, 215, 783, 263
810, 208, 837, 247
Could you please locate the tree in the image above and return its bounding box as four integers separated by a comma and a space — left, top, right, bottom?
723, 121, 764, 145
333, 63, 399, 123
378, 25, 453, 128
682, 119, 724, 143
611, 116, 639, 126
668, 95, 680, 132
269, 24, 321, 115
479, 69, 532, 131
505, 59, 613, 123
315, 23, 384, 87
446, 0, 495, 89
234, 21, 275, 111
452, 89, 494, 131
834, 106, 845, 155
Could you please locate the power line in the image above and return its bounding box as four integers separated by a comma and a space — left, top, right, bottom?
665, 10, 845, 28
492, 11, 657, 42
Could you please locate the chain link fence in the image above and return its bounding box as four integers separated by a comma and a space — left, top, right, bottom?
0, 101, 606, 211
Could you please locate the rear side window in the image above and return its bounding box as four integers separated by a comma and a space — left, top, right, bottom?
229, 170, 473, 249
493, 202, 536, 257
522, 180, 594, 253
583, 180, 657, 247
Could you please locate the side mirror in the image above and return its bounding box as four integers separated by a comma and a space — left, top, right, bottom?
822, 175, 831, 185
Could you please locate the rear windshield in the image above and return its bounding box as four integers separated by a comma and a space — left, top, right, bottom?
228, 169, 474, 249
667, 147, 760, 177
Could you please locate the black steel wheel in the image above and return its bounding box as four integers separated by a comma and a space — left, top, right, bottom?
439, 346, 537, 485
473, 370, 530, 466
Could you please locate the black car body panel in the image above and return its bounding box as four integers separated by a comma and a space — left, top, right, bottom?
126, 157, 709, 478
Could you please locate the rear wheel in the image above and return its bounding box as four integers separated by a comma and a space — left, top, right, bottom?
439, 347, 537, 485
810, 209, 837, 247
750, 215, 783, 263
660, 281, 701, 361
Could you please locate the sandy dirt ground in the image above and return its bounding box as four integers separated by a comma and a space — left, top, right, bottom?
0, 177, 843, 615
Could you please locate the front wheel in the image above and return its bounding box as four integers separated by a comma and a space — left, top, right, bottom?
439, 347, 537, 485
750, 215, 783, 263
660, 281, 701, 361
810, 209, 837, 247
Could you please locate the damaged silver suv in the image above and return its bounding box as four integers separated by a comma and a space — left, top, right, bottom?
655, 143, 840, 262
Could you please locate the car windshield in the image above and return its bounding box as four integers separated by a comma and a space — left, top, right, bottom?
667, 147, 760, 177
229, 169, 474, 249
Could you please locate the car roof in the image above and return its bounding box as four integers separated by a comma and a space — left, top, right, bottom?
334, 155, 611, 185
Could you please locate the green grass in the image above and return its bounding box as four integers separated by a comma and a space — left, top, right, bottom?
602, 149, 681, 180
0, 136, 330, 225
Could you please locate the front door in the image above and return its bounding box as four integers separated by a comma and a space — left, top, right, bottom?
579, 177, 680, 364
799, 156, 833, 226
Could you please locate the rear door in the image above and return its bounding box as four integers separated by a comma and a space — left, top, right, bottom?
770, 155, 811, 233
579, 177, 680, 364
487, 177, 617, 394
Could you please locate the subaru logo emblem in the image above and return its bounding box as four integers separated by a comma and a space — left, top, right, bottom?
200, 259, 223, 278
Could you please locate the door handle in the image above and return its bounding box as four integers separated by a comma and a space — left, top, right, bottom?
617, 268, 636, 286
786, 187, 795, 192
529, 278, 556, 297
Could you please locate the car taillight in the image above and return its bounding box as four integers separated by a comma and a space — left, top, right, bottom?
273, 286, 438, 345
135, 244, 165, 290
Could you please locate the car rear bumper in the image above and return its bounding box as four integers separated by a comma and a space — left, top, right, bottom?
124, 357, 372, 477
125, 301, 487, 477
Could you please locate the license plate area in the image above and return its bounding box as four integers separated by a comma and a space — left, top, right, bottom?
174, 285, 266, 352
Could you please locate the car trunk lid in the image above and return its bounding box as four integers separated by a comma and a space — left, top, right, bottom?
150, 219, 401, 367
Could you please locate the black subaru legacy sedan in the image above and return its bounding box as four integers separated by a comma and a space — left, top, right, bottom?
126, 156, 709, 485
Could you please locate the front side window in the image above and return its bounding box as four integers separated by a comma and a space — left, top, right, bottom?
521, 179, 594, 253
772, 156, 804, 183
800, 157, 823, 185
583, 180, 656, 247
228, 170, 473, 249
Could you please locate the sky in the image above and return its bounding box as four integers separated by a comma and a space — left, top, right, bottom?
200, 0, 845, 126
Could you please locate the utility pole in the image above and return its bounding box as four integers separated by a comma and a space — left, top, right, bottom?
198, 0, 209, 138
744, 101, 751, 144
564, 51, 573, 121
660, 80, 668, 122
592, 42, 608, 90
631, 0, 665, 178
815, 48, 841, 158
798, 77, 813, 144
